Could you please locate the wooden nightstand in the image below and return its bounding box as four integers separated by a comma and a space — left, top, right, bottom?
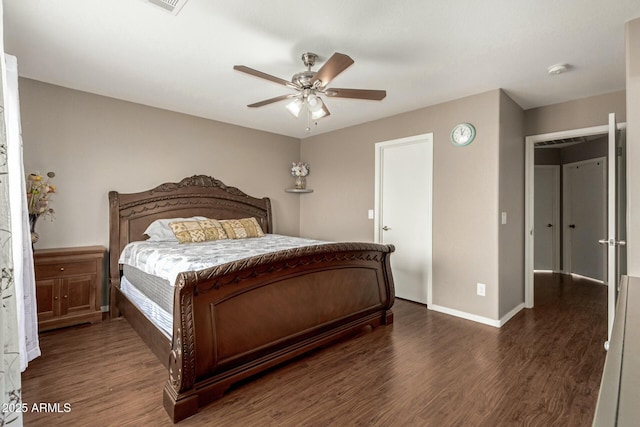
34, 245, 105, 331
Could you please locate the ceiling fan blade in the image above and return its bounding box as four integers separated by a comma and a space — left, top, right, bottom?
311, 53, 354, 88
324, 88, 387, 100
321, 103, 331, 117
247, 94, 297, 108
234, 65, 298, 89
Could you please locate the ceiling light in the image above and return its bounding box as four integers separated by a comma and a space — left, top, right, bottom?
306, 94, 323, 113
547, 63, 570, 75
310, 107, 327, 120
286, 98, 304, 118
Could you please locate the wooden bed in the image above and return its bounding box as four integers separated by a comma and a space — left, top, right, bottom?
108, 175, 395, 422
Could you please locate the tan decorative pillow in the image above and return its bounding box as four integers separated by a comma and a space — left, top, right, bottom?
169, 219, 227, 243
219, 217, 265, 239
198, 219, 228, 241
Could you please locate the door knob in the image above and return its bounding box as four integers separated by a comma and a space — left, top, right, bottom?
547, 224, 553, 228
382, 226, 391, 231
599, 239, 627, 246
568, 224, 576, 228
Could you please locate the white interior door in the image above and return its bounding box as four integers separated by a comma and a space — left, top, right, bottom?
375, 134, 433, 304
604, 113, 627, 341
534, 165, 560, 271
563, 157, 606, 281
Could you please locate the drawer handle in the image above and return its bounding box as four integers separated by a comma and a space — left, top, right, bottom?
63, 295, 68, 299
60, 267, 65, 271
54, 296, 59, 300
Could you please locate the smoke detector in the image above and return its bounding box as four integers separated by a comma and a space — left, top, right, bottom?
145, 0, 189, 15
547, 63, 571, 75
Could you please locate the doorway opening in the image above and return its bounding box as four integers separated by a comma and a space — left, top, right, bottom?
533, 136, 608, 281
525, 116, 627, 342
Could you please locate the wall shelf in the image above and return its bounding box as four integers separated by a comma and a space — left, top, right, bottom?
285, 188, 313, 194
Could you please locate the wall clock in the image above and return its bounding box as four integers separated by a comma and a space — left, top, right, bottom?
450, 123, 476, 146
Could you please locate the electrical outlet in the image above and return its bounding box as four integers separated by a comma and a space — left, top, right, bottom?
477, 283, 486, 296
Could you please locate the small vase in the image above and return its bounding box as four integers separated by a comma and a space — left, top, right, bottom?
29, 214, 40, 246
294, 176, 306, 190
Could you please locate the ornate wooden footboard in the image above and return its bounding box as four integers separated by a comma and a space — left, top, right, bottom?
109, 176, 395, 422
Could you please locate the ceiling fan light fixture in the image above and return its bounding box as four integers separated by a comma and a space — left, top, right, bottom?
286, 98, 304, 117
310, 107, 327, 120
306, 94, 323, 113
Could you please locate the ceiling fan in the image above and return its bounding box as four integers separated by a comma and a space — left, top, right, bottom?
234, 52, 386, 128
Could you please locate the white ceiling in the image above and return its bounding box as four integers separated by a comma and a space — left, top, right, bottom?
3, 0, 639, 139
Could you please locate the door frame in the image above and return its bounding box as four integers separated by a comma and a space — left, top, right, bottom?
534, 164, 561, 272
524, 122, 626, 308
562, 156, 607, 281
374, 133, 433, 305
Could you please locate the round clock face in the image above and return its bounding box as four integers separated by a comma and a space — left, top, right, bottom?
450, 123, 476, 146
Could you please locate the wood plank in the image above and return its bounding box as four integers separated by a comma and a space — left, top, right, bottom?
22, 272, 607, 426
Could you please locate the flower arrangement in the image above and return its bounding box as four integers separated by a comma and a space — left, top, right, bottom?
290, 162, 310, 177
27, 171, 56, 219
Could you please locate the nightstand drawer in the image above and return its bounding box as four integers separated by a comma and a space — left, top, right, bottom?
35, 261, 97, 279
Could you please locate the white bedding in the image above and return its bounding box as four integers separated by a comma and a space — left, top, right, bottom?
119, 233, 327, 285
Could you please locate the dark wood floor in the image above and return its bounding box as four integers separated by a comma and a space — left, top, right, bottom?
22, 273, 607, 426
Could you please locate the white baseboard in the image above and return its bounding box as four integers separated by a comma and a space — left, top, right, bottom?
429, 302, 525, 328
429, 304, 501, 327
498, 303, 525, 327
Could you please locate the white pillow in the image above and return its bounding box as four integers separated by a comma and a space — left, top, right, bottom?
144, 217, 207, 241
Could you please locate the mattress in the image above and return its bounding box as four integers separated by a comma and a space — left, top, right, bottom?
119, 234, 328, 336
123, 264, 173, 314
120, 275, 173, 338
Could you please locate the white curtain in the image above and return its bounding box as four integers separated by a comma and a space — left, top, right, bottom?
6, 54, 40, 370
0, 13, 23, 425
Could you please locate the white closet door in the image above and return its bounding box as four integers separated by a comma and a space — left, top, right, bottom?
563, 157, 606, 281
534, 165, 560, 271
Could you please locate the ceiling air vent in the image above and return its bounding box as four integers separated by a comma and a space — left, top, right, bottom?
146, 0, 188, 15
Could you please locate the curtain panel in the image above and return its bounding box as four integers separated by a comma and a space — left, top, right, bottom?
0, 51, 23, 426
5, 54, 40, 370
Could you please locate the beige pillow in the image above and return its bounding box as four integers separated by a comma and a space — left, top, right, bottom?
219, 217, 265, 239
169, 219, 228, 243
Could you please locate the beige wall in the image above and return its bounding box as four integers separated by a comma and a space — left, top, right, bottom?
301, 90, 513, 320
627, 18, 640, 275
498, 91, 525, 317
524, 90, 626, 136
20, 78, 301, 249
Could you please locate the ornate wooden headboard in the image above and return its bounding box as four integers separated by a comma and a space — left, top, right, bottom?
108, 175, 272, 287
